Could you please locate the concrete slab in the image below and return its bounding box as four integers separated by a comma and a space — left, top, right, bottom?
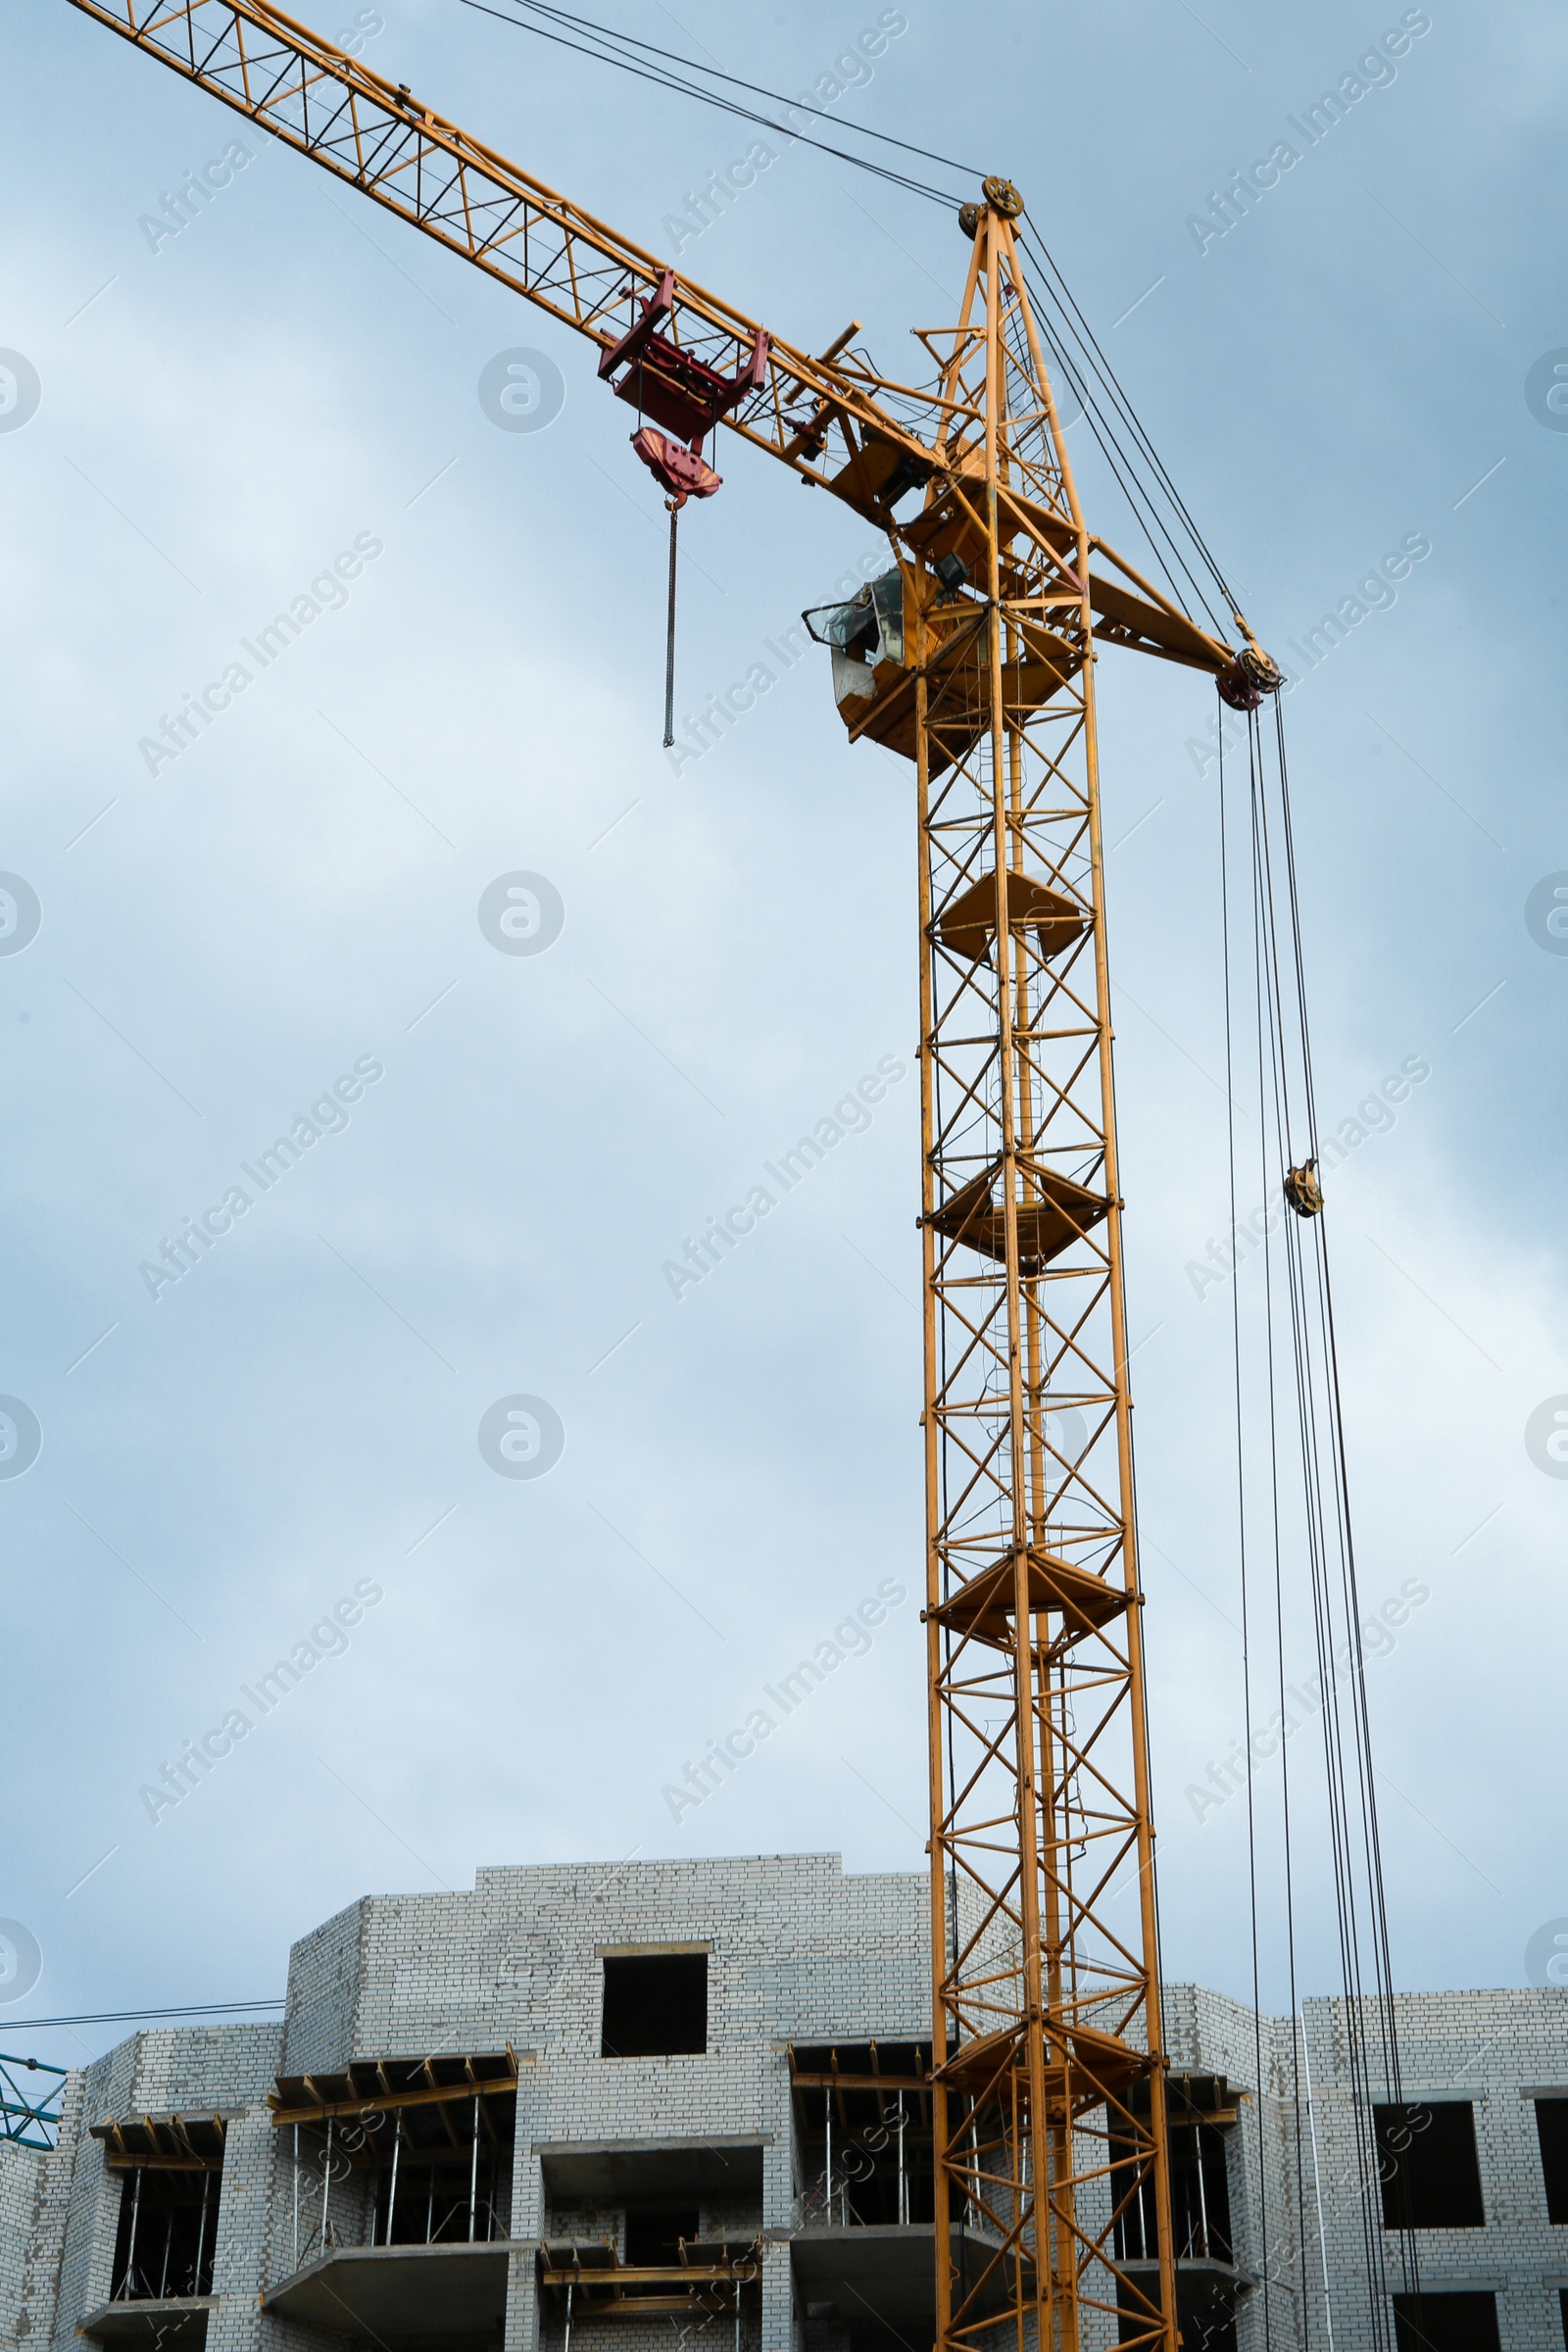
790, 2225, 1022, 2333
790, 2227, 936, 2329
535, 2137, 767, 2200
80, 2297, 215, 2348
263, 2241, 511, 2342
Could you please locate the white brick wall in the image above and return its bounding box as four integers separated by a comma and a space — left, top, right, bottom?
0, 2137, 43, 2344
22, 1858, 1568, 2352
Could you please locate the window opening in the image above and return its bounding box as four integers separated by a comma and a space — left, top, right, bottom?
1536, 2097, 1568, 2223
623, 2205, 701, 2266
1374, 2105, 1484, 2231
601, 1954, 708, 2057
1392, 2291, 1500, 2352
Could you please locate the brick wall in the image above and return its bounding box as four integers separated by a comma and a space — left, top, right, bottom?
24, 1859, 1568, 2352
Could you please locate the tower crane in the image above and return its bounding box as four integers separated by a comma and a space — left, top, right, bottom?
54, 5, 1292, 2345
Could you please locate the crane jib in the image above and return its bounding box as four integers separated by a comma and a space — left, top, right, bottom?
59, 0, 1260, 692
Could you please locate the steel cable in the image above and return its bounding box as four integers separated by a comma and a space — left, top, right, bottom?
457, 0, 967, 204
1019, 220, 1241, 623
1218, 691, 1417, 2349
482, 0, 985, 181
465, 0, 1255, 640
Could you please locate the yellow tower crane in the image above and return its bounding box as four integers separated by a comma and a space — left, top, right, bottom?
56, 7, 1288, 2344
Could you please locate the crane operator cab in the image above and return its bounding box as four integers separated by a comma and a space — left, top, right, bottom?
803, 551, 1084, 777
804, 541, 1281, 775
802, 567, 907, 720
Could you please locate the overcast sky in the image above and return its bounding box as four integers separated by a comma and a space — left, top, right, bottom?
2, 0, 1563, 2071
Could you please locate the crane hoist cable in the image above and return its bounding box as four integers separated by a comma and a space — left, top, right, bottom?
1218, 690, 1421, 2351
469, 0, 1252, 649
42, 1, 1417, 2336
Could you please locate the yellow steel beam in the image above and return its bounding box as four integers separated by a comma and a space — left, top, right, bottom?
269, 2072, 514, 2127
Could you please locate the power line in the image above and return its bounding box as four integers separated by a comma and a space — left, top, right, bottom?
4, 2000, 284, 2029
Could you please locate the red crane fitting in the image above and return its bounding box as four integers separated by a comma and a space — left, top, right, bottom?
630, 427, 721, 509
598, 267, 769, 461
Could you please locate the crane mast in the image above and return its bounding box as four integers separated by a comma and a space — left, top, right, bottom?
914, 198, 1175, 2352
56, 7, 1286, 2346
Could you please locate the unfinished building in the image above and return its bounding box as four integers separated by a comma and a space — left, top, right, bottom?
1, 1855, 1564, 2352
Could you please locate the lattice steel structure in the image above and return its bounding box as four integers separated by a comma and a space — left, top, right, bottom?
911, 199, 1176, 2352
46, 14, 1283, 2340
0, 2052, 66, 2149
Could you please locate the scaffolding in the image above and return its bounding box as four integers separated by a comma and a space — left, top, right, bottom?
269, 2050, 519, 2269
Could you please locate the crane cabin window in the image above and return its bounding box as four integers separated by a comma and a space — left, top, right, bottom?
600, 1951, 708, 2057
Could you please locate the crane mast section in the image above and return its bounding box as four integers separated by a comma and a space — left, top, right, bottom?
906, 208, 1181, 2352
